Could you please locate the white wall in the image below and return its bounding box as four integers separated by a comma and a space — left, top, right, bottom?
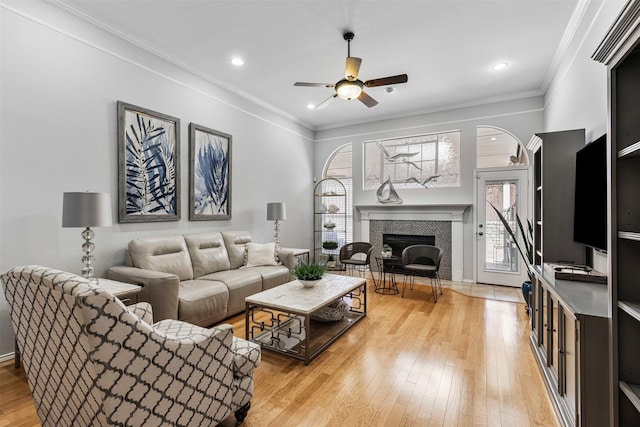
314, 96, 545, 281
0, 1, 314, 357
543, 0, 627, 273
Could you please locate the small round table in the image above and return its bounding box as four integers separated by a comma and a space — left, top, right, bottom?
374, 255, 400, 295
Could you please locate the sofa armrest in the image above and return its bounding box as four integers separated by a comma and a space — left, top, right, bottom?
107, 265, 179, 322
277, 249, 295, 272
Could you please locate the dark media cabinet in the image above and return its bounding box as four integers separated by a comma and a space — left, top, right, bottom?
593, 1, 640, 425
530, 265, 609, 427
528, 129, 610, 426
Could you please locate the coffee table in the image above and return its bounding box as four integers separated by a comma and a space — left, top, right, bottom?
245, 274, 366, 365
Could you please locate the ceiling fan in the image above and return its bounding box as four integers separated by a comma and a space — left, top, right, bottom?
294, 31, 408, 109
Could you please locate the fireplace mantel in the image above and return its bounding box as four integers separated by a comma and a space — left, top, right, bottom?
354, 204, 470, 282
354, 204, 470, 221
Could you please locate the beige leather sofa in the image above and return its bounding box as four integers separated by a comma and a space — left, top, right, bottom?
107, 231, 294, 326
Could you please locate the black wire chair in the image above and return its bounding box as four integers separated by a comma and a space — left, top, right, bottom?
339, 242, 373, 277
401, 244, 443, 302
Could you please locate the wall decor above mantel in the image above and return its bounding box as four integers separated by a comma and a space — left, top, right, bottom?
117, 101, 180, 223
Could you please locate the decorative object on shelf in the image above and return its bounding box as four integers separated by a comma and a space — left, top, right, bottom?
319, 203, 328, 213
552, 264, 607, 284
322, 241, 339, 250
489, 202, 534, 310
293, 262, 327, 288
117, 101, 180, 223
381, 244, 393, 258
62, 192, 112, 282
323, 220, 336, 230
327, 204, 340, 213
376, 177, 403, 204
266, 202, 287, 252
189, 123, 232, 220
327, 254, 336, 268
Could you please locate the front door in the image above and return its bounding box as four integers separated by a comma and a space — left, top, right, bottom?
476, 169, 529, 286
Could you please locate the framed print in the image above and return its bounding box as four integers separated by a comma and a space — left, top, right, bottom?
117, 101, 180, 223
189, 123, 232, 220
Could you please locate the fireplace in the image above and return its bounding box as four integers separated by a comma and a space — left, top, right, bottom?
382, 233, 436, 275
383, 234, 435, 257
355, 204, 469, 281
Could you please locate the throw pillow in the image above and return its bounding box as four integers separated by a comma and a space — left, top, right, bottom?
244, 242, 278, 267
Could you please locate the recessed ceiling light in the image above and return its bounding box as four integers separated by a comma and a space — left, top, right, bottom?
231, 57, 244, 66
491, 137, 497, 141
306, 103, 315, 110
492, 62, 508, 71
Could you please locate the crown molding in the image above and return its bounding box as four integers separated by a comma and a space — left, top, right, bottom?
592, 0, 640, 64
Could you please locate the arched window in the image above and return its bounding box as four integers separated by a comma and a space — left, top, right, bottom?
477, 126, 529, 168
323, 144, 353, 244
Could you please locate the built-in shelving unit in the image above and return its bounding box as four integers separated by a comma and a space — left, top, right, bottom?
313, 178, 347, 268
527, 129, 586, 268
592, 1, 640, 424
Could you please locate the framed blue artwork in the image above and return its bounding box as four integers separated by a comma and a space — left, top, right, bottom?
117, 101, 180, 223
189, 123, 232, 221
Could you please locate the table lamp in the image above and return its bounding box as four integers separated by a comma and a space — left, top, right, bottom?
62, 192, 112, 281
267, 202, 286, 251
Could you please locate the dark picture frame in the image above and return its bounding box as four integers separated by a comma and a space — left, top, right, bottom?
189, 123, 232, 221
117, 101, 180, 223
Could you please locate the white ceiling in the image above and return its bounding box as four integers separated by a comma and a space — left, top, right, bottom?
53, 0, 582, 131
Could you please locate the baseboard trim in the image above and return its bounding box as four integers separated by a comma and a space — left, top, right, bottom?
0, 352, 15, 363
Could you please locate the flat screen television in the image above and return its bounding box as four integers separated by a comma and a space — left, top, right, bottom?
573, 134, 607, 251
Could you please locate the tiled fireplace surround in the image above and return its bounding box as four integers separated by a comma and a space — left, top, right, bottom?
355, 204, 469, 282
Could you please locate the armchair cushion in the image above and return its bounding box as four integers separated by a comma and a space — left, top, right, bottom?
129, 301, 154, 324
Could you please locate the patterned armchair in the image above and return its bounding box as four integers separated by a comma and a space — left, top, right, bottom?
1, 265, 260, 426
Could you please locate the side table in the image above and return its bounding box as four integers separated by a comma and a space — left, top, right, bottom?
14, 278, 142, 369
373, 256, 400, 295
281, 247, 310, 265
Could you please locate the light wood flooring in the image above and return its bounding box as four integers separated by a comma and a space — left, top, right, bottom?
0, 279, 559, 427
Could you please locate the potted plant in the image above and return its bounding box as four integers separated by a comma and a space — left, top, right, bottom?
489, 203, 534, 312
322, 241, 339, 250
293, 262, 327, 288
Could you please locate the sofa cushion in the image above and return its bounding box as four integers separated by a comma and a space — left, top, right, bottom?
178, 279, 229, 327
244, 242, 277, 267
184, 232, 231, 277
245, 265, 291, 290
128, 235, 193, 281
201, 270, 262, 316
222, 231, 252, 270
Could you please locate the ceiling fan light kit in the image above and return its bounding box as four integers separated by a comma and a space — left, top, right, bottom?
336, 79, 363, 100
294, 31, 408, 109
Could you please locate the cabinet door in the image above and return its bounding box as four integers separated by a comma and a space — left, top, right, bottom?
562, 312, 578, 426
549, 293, 560, 385
540, 285, 548, 361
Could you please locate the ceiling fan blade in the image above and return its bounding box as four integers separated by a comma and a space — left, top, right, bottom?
358, 91, 378, 108
294, 82, 335, 87
364, 74, 408, 88
345, 57, 362, 81
315, 94, 338, 110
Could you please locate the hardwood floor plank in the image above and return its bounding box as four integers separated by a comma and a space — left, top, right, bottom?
0, 280, 560, 427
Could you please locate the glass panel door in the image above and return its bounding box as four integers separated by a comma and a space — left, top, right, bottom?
476, 169, 528, 286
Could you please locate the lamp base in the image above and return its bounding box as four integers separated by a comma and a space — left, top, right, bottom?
80, 227, 97, 282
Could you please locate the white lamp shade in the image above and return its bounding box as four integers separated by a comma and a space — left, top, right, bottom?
62, 192, 112, 227
266, 202, 287, 221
